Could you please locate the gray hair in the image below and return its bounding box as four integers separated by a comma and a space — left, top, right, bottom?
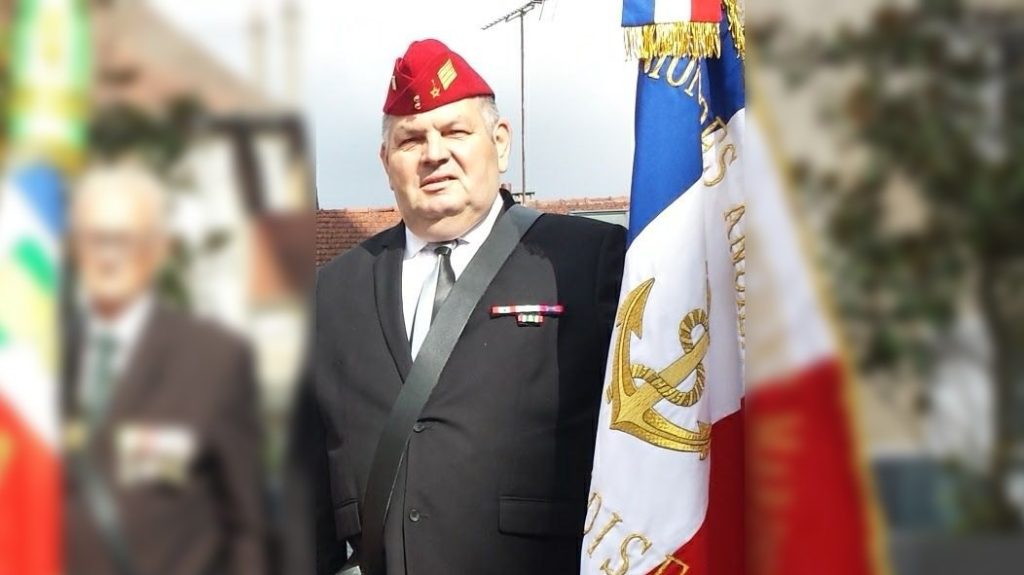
72, 162, 169, 234
381, 96, 500, 142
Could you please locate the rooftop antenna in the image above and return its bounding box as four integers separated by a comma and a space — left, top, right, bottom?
482, 0, 547, 202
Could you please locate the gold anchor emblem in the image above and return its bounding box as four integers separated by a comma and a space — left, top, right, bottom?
606, 277, 712, 458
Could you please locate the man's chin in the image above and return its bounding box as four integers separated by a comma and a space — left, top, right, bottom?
418, 196, 467, 221
88, 292, 136, 316
416, 209, 479, 241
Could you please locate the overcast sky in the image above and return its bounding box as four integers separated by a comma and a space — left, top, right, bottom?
147, 0, 637, 208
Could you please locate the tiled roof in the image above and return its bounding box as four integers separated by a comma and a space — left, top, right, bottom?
316, 207, 403, 267
528, 196, 631, 216
316, 196, 629, 266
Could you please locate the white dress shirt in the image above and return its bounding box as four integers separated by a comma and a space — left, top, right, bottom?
402, 194, 504, 357
78, 293, 155, 408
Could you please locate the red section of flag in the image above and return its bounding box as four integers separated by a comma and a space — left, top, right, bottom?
747, 358, 878, 575
648, 406, 745, 575
0, 398, 61, 575
691, 0, 723, 23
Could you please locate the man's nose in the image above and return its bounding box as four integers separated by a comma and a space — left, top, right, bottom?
422, 132, 450, 164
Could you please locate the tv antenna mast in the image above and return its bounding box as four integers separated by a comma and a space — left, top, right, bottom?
482, 0, 548, 201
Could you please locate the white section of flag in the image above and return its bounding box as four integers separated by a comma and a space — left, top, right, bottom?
0, 343, 59, 448
0, 177, 59, 263
0, 175, 60, 449
653, 0, 693, 24
744, 116, 836, 381
582, 109, 746, 574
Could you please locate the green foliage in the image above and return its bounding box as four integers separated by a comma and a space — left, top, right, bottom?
764, 0, 1024, 366
89, 96, 204, 173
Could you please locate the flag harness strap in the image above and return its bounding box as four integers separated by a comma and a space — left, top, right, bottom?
70, 451, 143, 575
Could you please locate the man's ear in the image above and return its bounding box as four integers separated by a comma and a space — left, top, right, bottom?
379, 142, 389, 171
493, 119, 512, 173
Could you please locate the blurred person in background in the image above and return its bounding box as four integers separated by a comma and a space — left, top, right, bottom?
63, 163, 268, 575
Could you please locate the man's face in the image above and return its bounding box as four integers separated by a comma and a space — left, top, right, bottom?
72, 184, 167, 316
381, 97, 511, 241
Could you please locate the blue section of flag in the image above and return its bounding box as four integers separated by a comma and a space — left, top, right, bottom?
707, 22, 745, 120
622, 0, 656, 26
12, 163, 66, 236
627, 56, 705, 241
626, 9, 746, 244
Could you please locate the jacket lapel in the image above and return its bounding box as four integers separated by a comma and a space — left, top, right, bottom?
373, 225, 413, 381
104, 305, 172, 426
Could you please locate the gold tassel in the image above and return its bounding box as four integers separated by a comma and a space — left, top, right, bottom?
623, 22, 721, 61
723, 0, 746, 60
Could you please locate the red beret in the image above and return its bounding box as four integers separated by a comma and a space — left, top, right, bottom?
383, 39, 494, 116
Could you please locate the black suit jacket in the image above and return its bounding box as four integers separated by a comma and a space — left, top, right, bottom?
309, 194, 626, 574
63, 306, 268, 575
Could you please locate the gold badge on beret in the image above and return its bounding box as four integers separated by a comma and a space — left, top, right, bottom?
438, 58, 458, 90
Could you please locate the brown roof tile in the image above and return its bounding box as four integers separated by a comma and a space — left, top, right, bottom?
316, 196, 629, 266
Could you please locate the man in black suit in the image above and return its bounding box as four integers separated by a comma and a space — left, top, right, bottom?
307, 39, 625, 575
64, 164, 268, 575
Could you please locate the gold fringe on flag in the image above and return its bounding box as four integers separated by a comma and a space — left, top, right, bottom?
623, 21, 721, 61
724, 0, 746, 60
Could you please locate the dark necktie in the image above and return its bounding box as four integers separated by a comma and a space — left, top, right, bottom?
88, 333, 118, 426
431, 243, 456, 323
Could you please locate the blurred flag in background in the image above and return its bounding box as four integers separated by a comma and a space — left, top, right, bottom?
744, 109, 888, 575
0, 0, 90, 573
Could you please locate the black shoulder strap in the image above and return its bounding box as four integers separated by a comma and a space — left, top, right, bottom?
359, 205, 542, 575
69, 451, 142, 575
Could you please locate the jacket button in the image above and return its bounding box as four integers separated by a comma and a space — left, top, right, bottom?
409, 508, 421, 523
412, 422, 426, 433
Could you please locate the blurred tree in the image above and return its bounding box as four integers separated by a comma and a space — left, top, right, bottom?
758, 0, 1024, 531
90, 96, 204, 174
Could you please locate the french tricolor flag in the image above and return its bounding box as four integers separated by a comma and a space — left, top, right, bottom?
623, 0, 723, 28
622, 0, 733, 61
583, 1, 886, 574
